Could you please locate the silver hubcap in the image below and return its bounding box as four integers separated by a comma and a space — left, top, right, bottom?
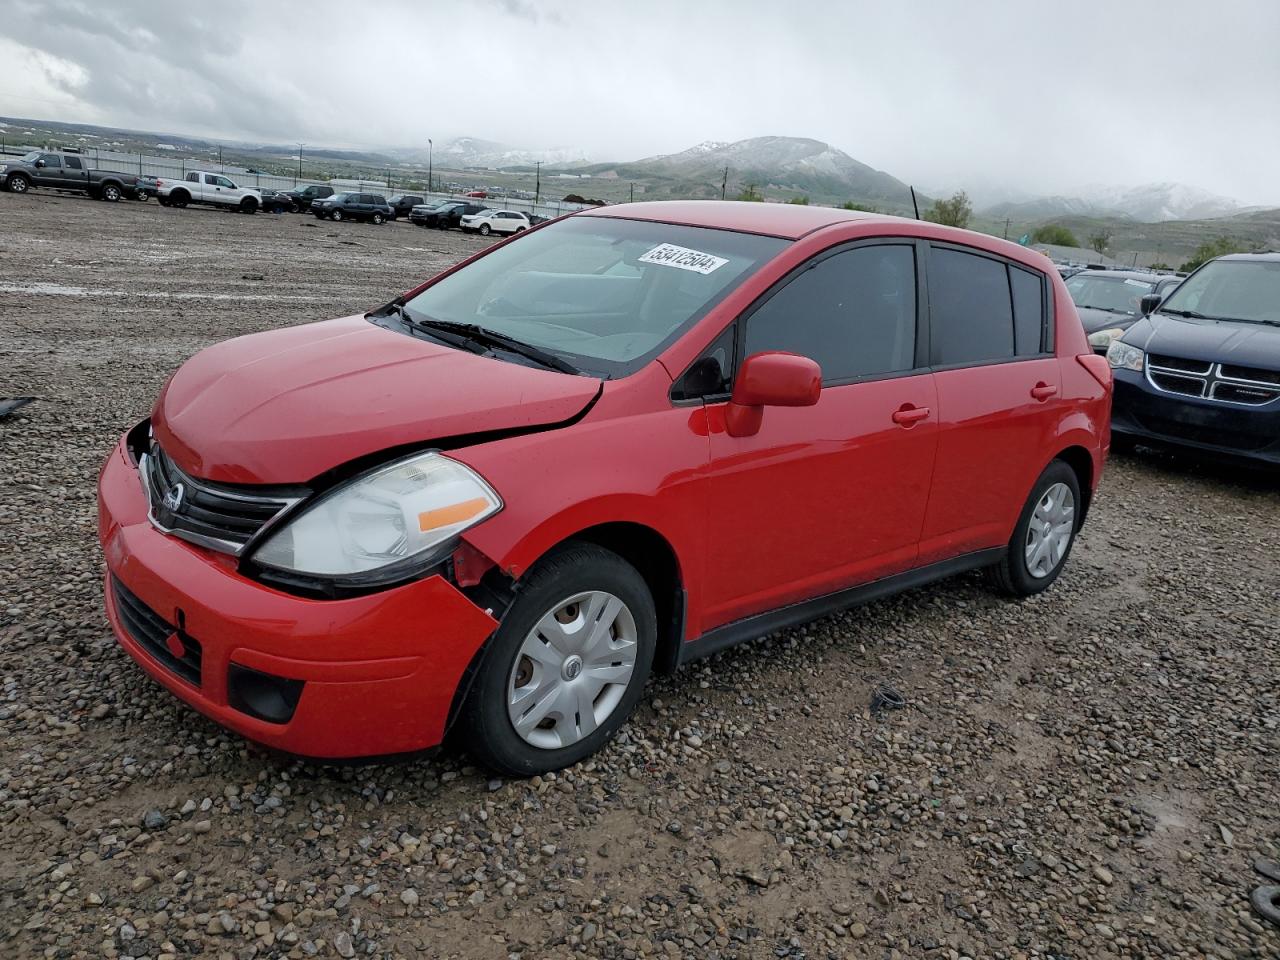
12, 179, 26, 192
507, 590, 637, 750
1024, 482, 1075, 578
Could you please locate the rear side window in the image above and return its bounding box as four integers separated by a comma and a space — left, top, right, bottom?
1009, 265, 1046, 355
64, 156, 82, 170
929, 248, 1013, 365
744, 244, 917, 383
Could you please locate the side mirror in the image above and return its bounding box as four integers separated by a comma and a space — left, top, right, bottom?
34, 159, 46, 168
726, 351, 822, 437
1139, 293, 1162, 315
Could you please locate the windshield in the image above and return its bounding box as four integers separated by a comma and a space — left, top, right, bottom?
1159, 259, 1280, 324
1065, 274, 1155, 314
330, 192, 352, 201
402, 216, 788, 377
16, 151, 40, 163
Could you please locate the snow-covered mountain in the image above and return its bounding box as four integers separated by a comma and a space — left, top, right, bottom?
983, 182, 1248, 223
432, 137, 589, 169
583, 136, 915, 205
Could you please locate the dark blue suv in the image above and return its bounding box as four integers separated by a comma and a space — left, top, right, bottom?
1107, 253, 1280, 465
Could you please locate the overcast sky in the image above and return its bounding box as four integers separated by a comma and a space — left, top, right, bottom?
1, 0, 1278, 205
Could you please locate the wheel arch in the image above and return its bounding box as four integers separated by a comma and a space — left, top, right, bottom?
443, 518, 686, 742
1053, 444, 1095, 524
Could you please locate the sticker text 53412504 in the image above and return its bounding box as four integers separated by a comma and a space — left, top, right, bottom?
638, 243, 729, 275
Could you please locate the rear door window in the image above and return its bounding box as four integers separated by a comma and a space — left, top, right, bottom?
743, 244, 918, 384
1009, 265, 1047, 355
64, 156, 83, 170
928, 247, 1015, 365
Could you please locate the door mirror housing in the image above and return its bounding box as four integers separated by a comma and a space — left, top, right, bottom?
1139, 292, 1162, 315
726, 351, 822, 437
34, 159, 46, 168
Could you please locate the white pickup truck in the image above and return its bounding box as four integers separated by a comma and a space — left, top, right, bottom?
156, 171, 261, 213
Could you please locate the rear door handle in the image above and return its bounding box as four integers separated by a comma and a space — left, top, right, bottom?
892, 404, 931, 426
1031, 382, 1058, 401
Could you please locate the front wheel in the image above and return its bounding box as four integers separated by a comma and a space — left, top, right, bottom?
985, 460, 1081, 597
458, 543, 656, 776
6, 174, 30, 194
239, 198, 257, 214
331, 209, 343, 221
478, 223, 492, 236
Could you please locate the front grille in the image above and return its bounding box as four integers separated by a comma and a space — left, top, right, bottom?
112, 577, 202, 685
1149, 354, 1211, 374
141, 444, 306, 555
1221, 364, 1280, 386
1145, 356, 1280, 407
1149, 371, 1204, 397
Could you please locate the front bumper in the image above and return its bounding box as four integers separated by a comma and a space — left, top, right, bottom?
98, 438, 498, 759
1112, 369, 1280, 465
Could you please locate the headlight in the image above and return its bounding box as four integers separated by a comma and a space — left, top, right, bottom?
252, 451, 500, 579
1106, 339, 1145, 372
1088, 327, 1126, 349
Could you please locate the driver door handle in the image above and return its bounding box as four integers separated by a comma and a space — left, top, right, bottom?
892, 404, 931, 426
1031, 382, 1058, 401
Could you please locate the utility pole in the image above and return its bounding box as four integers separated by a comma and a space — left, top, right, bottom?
297, 143, 304, 183
428, 138, 433, 194
1003, 217, 1010, 240
534, 161, 541, 206
629, 182, 634, 203
217, 145, 222, 170
721, 166, 728, 200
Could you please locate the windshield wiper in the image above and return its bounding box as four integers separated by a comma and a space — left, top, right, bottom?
1082, 305, 1130, 314
403, 316, 580, 374
1160, 308, 1213, 319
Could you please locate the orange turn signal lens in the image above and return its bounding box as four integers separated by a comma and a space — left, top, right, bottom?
418, 497, 490, 533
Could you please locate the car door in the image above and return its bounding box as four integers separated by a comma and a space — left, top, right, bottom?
62, 155, 87, 189
916, 243, 1061, 564
35, 153, 63, 187
700, 240, 938, 629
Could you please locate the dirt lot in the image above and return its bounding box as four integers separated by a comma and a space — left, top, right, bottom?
2, 191, 1278, 960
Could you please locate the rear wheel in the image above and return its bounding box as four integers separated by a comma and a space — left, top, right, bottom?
101, 183, 122, 202
984, 460, 1081, 597
371, 212, 385, 225
458, 543, 656, 776
169, 191, 189, 208
7, 174, 30, 194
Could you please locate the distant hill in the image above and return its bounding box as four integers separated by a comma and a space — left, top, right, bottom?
564, 136, 919, 210
983, 182, 1248, 224
426, 137, 589, 169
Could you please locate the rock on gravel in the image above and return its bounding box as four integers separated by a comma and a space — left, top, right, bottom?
1, 191, 1278, 959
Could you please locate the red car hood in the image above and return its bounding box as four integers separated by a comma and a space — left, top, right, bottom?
152, 315, 600, 484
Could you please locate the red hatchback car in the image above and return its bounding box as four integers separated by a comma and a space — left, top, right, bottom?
99, 201, 1111, 775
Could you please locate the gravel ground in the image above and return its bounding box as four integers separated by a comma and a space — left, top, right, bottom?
2, 191, 1278, 960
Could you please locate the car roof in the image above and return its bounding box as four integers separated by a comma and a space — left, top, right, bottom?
1071, 269, 1170, 282
581, 200, 889, 240
1218, 252, 1280, 263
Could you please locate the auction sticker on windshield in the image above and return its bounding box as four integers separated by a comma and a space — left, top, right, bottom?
639, 243, 729, 275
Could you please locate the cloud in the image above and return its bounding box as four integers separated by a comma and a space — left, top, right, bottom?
0, 0, 1277, 205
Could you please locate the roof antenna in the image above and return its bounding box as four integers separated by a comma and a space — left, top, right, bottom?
909, 186, 921, 220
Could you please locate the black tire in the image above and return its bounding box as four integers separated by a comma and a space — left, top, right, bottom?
331, 209, 343, 221
101, 183, 122, 202
984, 459, 1082, 597
458, 542, 657, 776
515, 226, 527, 232
371, 212, 385, 225
239, 198, 257, 214
478, 223, 492, 236
169, 191, 189, 208
7, 174, 30, 194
